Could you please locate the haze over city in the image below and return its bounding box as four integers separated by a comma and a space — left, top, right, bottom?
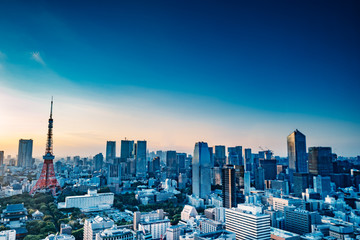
1, 0, 359, 158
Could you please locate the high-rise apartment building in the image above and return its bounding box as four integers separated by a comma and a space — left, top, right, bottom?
136, 140, 147, 179
225, 204, 270, 240
106, 141, 116, 163
17, 139, 33, 168
192, 142, 211, 199
308, 147, 333, 176
222, 165, 236, 208
287, 129, 307, 173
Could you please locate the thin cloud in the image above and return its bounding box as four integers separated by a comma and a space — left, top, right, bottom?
31, 51, 46, 66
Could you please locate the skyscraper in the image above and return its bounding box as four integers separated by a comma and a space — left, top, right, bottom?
166, 151, 178, 179
106, 141, 116, 163
222, 165, 236, 208
308, 147, 333, 176
0, 151, 4, 165
228, 146, 243, 166
94, 153, 104, 172
214, 145, 226, 167
17, 139, 33, 169
177, 153, 187, 174
255, 167, 265, 190
135, 140, 147, 179
120, 140, 135, 159
244, 148, 252, 172
244, 171, 251, 196
287, 129, 307, 173
192, 142, 211, 199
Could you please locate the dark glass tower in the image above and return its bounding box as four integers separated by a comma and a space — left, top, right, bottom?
308, 147, 333, 176
287, 129, 307, 173
106, 141, 116, 163
222, 165, 236, 208
166, 150, 178, 179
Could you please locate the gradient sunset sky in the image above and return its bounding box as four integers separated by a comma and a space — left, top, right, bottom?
0, 0, 359, 158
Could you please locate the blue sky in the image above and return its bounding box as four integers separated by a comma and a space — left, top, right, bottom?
0, 0, 359, 157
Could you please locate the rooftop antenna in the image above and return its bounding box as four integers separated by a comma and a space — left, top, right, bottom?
50, 96, 53, 118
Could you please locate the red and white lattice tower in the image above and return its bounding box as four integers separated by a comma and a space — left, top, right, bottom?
30, 98, 61, 196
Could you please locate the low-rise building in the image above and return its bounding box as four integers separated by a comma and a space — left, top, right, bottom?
95, 226, 135, 240
58, 189, 114, 212
0, 230, 16, 240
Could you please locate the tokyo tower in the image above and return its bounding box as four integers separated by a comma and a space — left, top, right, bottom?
30, 98, 61, 196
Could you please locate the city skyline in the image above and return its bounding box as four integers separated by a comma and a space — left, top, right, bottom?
1, 1, 359, 157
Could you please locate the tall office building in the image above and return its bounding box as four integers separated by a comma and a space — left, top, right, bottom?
192, 142, 211, 199
244, 171, 251, 196
259, 159, 277, 180
225, 204, 270, 240
244, 148, 252, 172
313, 175, 331, 198
17, 139, 33, 168
0, 151, 4, 165
255, 167, 265, 190
106, 141, 116, 163
208, 147, 214, 167
228, 146, 243, 166
308, 147, 333, 176
166, 151, 178, 179
120, 140, 135, 159
214, 145, 226, 167
293, 173, 310, 197
287, 129, 307, 173
177, 153, 187, 174
135, 140, 147, 179
94, 153, 104, 172
222, 165, 236, 208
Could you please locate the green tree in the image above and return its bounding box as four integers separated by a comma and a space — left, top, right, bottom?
72, 228, 84, 240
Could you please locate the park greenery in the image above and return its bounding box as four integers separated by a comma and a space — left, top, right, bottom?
0, 185, 189, 240
0, 193, 83, 240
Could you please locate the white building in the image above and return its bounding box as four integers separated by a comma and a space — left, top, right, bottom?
181, 205, 198, 221
43, 234, 76, 240
225, 204, 270, 240
95, 226, 135, 240
166, 226, 183, 240
58, 189, 114, 212
0, 230, 16, 240
272, 197, 304, 213
187, 195, 204, 209
83, 216, 114, 240
138, 219, 171, 239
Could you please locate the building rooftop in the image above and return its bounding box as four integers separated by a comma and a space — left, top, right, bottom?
271, 227, 300, 238
5, 204, 26, 213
